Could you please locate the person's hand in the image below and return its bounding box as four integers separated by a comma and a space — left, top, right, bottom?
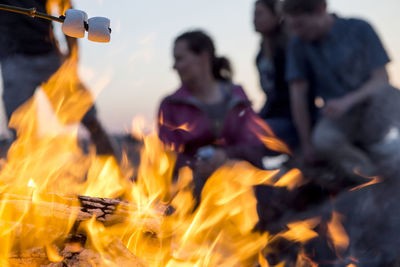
301, 144, 319, 165
195, 148, 227, 179
211, 148, 228, 166
322, 97, 354, 119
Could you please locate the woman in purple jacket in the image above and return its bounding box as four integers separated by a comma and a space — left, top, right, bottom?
158, 30, 271, 199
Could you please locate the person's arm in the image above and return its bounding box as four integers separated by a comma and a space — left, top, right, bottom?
347, 65, 389, 103
290, 79, 316, 162
284, 37, 317, 161
323, 66, 389, 118
324, 19, 391, 118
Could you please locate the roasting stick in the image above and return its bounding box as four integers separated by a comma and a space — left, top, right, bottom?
0, 3, 112, 40
0, 4, 65, 23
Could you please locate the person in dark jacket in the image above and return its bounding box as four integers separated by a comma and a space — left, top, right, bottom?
254, 0, 308, 151
0, 0, 117, 157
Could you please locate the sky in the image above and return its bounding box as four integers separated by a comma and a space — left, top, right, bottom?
1, 0, 400, 135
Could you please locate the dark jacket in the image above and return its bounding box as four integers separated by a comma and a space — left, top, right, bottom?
0, 0, 58, 58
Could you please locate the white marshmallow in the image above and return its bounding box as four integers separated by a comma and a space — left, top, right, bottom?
88, 17, 111, 43
62, 9, 88, 38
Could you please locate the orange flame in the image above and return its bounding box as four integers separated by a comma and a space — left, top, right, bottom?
250, 115, 291, 155
0, 44, 330, 265
278, 217, 320, 244
131, 116, 151, 140
296, 250, 319, 267
46, 0, 71, 15
158, 112, 196, 133
350, 171, 382, 192
274, 168, 307, 191
327, 211, 349, 256
0, 46, 128, 265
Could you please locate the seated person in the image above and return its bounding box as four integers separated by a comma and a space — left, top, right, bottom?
283, 0, 400, 175
254, 0, 299, 151
157, 30, 270, 199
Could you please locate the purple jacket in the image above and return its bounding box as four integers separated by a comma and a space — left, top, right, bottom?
158, 83, 267, 170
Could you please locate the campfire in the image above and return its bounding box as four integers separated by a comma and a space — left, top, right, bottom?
1, 54, 398, 267
0, 50, 322, 266
1, 5, 399, 267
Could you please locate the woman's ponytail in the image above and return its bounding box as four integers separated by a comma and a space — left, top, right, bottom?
212, 56, 232, 82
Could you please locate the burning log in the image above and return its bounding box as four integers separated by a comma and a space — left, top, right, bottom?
1, 193, 166, 226
8, 241, 147, 267
78, 195, 130, 224
8, 248, 49, 267
1, 193, 166, 266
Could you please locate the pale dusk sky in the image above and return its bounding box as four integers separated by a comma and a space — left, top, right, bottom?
1, 0, 400, 134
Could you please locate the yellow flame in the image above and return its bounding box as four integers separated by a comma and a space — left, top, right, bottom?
250, 115, 291, 155
274, 168, 306, 191
327, 211, 349, 256
28, 178, 37, 189
131, 116, 148, 140
84, 155, 127, 198
258, 252, 270, 267
0, 43, 116, 264
46, 0, 71, 15
278, 218, 320, 243
46, 244, 63, 263
159, 112, 196, 133
350, 172, 382, 192
41, 53, 94, 126
296, 250, 319, 267
0, 42, 330, 265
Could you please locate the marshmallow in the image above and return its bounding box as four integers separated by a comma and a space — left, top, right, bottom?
88, 17, 111, 43
62, 9, 88, 38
